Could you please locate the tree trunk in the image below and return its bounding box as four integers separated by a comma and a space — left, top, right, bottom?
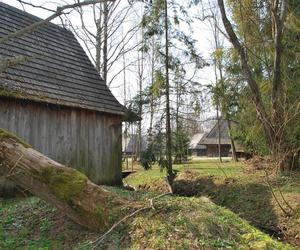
164, 0, 174, 184
273, 142, 296, 172
216, 106, 222, 162
217, 0, 294, 171
0, 129, 129, 230
148, 36, 156, 147
227, 119, 237, 162
218, 0, 275, 149
137, 31, 144, 161
293, 150, 300, 170
95, 12, 102, 74
174, 78, 181, 164
102, 0, 108, 85
279, 155, 293, 172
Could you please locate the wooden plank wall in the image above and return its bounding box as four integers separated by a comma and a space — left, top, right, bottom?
206, 145, 231, 157
0, 98, 122, 185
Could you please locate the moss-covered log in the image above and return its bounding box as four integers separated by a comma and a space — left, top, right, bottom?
0, 128, 129, 230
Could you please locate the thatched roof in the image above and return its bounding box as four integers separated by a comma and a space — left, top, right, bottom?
199, 119, 231, 145
0, 3, 124, 115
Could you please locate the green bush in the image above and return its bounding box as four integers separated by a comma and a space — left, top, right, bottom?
140, 147, 156, 170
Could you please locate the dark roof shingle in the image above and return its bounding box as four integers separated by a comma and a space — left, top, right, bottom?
199, 119, 231, 145
0, 3, 124, 115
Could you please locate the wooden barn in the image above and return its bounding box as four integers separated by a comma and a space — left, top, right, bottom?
189, 133, 207, 156
199, 119, 232, 157
122, 134, 147, 156
0, 3, 125, 187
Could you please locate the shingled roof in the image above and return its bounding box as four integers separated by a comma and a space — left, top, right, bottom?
189, 133, 207, 150
199, 119, 232, 145
0, 3, 124, 115
122, 134, 148, 154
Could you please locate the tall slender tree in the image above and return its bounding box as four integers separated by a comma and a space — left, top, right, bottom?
163, 0, 174, 182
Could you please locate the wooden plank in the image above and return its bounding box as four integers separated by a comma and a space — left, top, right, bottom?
0, 99, 122, 185
69, 109, 77, 168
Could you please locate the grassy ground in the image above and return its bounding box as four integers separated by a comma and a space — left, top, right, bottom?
0, 197, 98, 249
124, 158, 242, 187
0, 189, 295, 250
98, 187, 295, 250
125, 158, 300, 247
0, 158, 298, 249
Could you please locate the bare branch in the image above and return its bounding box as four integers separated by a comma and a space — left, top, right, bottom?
0, 0, 114, 44
16, 0, 56, 12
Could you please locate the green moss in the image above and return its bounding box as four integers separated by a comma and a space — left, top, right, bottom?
0, 87, 51, 102
0, 56, 29, 73
0, 87, 26, 99
0, 128, 31, 148
92, 207, 108, 226
34, 166, 88, 203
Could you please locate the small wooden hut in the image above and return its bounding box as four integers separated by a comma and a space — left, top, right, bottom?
199, 119, 232, 157
189, 133, 207, 156
122, 134, 147, 156
0, 3, 124, 187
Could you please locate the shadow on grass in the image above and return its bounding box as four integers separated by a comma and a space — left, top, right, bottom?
172, 175, 283, 238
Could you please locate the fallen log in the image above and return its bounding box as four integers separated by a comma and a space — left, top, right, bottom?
0, 128, 130, 230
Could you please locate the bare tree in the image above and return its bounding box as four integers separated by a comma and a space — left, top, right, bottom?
209, 4, 237, 162
69, 0, 141, 86
137, 30, 144, 160
0, 0, 111, 45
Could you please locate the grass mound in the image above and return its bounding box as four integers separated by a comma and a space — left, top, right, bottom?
0, 188, 295, 249
125, 160, 300, 247
104, 188, 293, 249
